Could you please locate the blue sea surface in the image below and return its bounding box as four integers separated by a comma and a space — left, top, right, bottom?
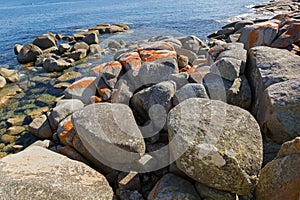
0, 0, 266, 67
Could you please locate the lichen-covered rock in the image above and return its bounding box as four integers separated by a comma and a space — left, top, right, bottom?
118, 52, 142, 71
0, 146, 114, 200
179, 35, 207, 54
64, 77, 97, 104
48, 99, 84, 131
173, 83, 208, 106
72, 103, 146, 171
168, 98, 263, 195
238, 19, 280, 50
247, 46, 300, 143
210, 57, 241, 81
147, 173, 200, 200
33, 35, 57, 50
17, 44, 43, 64
91, 61, 123, 89
256, 137, 300, 200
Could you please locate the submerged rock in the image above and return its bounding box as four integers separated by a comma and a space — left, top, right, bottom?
0, 146, 114, 200
43, 57, 72, 72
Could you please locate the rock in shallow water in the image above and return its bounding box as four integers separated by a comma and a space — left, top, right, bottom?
167, 98, 263, 195
0, 146, 114, 200
17, 44, 43, 64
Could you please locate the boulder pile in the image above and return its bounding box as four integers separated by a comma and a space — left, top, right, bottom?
14, 23, 129, 72
1, 2, 299, 200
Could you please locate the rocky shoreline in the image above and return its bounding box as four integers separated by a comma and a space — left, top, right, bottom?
0, 1, 300, 199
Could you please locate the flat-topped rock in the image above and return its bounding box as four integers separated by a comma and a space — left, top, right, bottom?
0, 146, 114, 200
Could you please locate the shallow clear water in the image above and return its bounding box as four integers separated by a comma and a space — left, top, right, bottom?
0, 0, 266, 67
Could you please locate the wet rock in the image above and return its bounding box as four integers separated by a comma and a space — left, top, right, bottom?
0, 68, 19, 83
108, 40, 122, 49
234, 19, 254, 31
28, 114, 53, 139
14, 44, 23, 55
58, 43, 71, 54
33, 35, 57, 50
57, 71, 82, 82
72, 103, 146, 170
68, 49, 87, 61
48, 99, 84, 131
0, 146, 114, 200
6, 116, 25, 126
72, 42, 89, 51
53, 82, 71, 89
64, 76, 97, 104
7, 126, 25, 135
173, 83, 208, 106
256, 137, 300, 200
238, 19, 280, 50
43, 57, 72, 72
168, 98, 263, 195
1, 134, 17, 144
148, 173, 200, 200
83, 32, 99, 45
247, 46, 300, 143
88, 44, 102, 57
195, 182, 238, 200
0, 75, 6, 88
17, 44, 43, 64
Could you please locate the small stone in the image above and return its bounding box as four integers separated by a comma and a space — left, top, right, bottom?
72, 42, 89, 51
0, 68, 19, 83
1, 134, 17, 144
83, 32, 99, 45
58, 43, 71, 54
57, 71, 82, 82
43, 58, 72, 72
27, 106, 49, 120
7, 126, 25, 135
0, 75, 6, 89
6, 116, 25, 126
118, 171, 141, 191
28, 114, 53, 139
53, 82, 71, 89
67, 49, 87, 61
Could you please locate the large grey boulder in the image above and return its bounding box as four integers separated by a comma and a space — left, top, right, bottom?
17, 44, 43, 64
33, 35, 57, 50
247, 46, 300, 143
256, 137, 300, 200
131, 81, 176, 133
168, 98, 263, 195
173, 83, 208, 106
210, 57, 241, 81
147, 173, 200, 200
48, 99, 84, 131
43, 57, 72, 72
64, 77, 97, 104
72, 103, 146, 171
0, 146, 114, 200
204, 73, 252, 109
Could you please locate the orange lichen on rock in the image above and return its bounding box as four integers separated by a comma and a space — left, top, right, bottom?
139, 50, 177, 62
90, 96, 102, 103
59, 146, 89, 164
271, 20, 300, 48
91, 61, 122, 76
69, 79, 95, 90
58, 119, 76, 146
118, 52, 142, 71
